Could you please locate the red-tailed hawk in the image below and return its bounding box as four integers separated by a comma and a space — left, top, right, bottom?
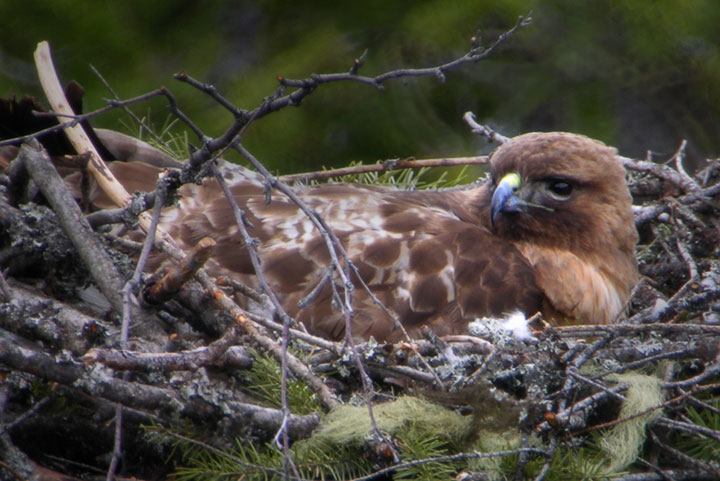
105, 132, 639, 342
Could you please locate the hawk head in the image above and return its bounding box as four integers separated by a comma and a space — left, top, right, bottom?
485, 132, 639, 324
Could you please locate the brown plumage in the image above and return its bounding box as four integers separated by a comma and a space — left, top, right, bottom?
106, 132, 639, 342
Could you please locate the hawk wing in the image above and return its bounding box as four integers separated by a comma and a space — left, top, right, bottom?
103, 132, 639, 342
147, 174, 544, 341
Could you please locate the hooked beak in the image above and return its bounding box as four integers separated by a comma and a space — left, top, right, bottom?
490, 172, 523, 228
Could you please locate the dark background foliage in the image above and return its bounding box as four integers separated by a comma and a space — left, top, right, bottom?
2, 0, 719, 172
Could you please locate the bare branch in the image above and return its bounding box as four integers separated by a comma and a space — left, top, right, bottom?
462, 111, 510, 143
280, 15, 532, 91
82, 327, 249, 371
142, 236, 216, 305
620, 155, 702, 195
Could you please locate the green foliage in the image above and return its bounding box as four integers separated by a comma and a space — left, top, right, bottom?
394, 424, 462, 481
170, 434, 376, 481
162, 397, 475, 481
243, 349, 321, 416
525, 437, 622, 481
146, 420, 374, 481
675, 400, 720, 462
120, 113, 190, 161
293, 439, 374, 480
327, 162, 473, 190
173, 438, 282, 481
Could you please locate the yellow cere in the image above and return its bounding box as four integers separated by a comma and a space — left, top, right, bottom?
499, 172, 521, 189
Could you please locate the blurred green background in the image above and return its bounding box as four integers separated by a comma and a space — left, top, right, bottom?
2, 0, 719, 173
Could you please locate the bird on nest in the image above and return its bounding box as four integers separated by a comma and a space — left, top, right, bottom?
91, 131, 639, 343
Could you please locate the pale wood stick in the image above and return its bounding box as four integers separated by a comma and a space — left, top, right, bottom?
34, 41, 132, 207
33, 41, 179, 252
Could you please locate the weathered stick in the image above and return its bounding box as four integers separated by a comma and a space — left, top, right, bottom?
19, 141, 125, 313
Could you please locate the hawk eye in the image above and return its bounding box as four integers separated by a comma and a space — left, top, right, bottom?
548, 180, 573, 198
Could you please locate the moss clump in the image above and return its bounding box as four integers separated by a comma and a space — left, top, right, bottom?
597, 372, 663, 474
304, 396, 469, 447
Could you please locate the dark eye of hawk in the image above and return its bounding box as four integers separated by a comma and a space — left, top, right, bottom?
547, 179, 574, 199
